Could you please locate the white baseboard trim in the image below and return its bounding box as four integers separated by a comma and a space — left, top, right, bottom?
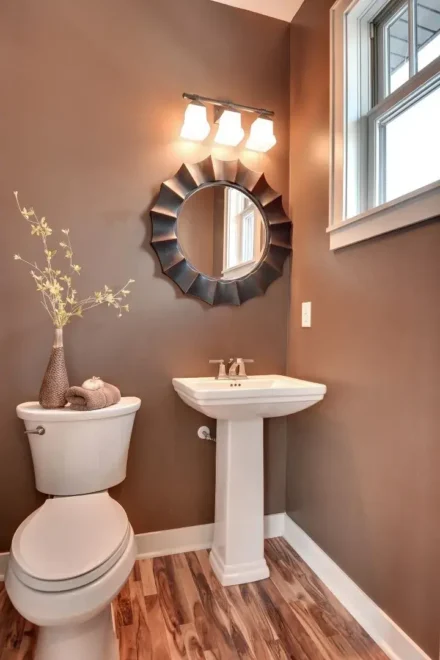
283, 515, 431, 660
0, 513, 285, 580
0, 510, 431, 660
135, 522, 214, 560
0, 553, 8, 582
265, 512, 286, 538
135, 512, 285, 560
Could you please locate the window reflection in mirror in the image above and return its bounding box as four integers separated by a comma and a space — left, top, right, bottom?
177, 185, 267, 280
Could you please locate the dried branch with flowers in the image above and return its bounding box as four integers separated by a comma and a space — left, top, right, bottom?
13, 193, 134, 328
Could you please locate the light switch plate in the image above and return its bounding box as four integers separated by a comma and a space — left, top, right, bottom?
302, 302, 312, 327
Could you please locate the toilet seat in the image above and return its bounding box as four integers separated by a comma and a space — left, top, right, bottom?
10, 492, 130, 593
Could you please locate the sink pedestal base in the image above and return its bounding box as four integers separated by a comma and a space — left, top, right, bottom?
210, 418, 269, 587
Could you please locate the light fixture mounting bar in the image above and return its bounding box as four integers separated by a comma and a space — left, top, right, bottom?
182, 93, 274, 118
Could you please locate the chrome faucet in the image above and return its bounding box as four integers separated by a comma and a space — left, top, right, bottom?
228, 358, 254, 379
209, 358, 254, 380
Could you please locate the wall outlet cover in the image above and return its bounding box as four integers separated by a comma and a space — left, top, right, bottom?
302, 302, 312, 327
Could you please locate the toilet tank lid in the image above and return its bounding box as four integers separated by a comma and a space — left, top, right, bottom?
11, 492, 129, 582
17, 396, 141, 421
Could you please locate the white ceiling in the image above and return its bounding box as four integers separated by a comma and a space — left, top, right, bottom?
210, 0, 305, 22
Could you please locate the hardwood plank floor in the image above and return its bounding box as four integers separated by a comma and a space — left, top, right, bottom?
0, 538, 388, 659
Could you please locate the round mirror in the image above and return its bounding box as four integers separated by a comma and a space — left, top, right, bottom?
151, 156, 292, 306
177, 185, 267, 280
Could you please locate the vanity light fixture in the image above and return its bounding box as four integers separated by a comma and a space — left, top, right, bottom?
246, 116, 277, 153
180, 100, 211, 142
214, 109, 244, 147
181, 93, 276, 151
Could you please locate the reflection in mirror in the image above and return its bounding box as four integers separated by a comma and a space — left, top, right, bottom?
177, 185, 267, 280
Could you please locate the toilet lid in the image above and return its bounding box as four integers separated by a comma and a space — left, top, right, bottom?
11, 492, 129, 587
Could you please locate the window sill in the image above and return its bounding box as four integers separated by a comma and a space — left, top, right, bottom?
222, 259, 256, 275
327, 179, 440, 250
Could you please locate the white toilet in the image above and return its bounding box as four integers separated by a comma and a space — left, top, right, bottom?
5, 396, 141, 660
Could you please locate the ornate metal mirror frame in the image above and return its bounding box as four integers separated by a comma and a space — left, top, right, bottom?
150, 156, 292, 306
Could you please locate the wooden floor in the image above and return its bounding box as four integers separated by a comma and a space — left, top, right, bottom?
0, 538, 388, 659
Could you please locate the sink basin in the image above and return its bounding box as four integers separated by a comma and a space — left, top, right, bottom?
172, 375, 326, 420
172, 374, 326, 587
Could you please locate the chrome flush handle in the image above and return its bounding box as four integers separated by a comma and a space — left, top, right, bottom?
24, 426, 45, 436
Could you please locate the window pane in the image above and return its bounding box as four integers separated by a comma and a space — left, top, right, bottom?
416, 0, 440, 73
226, 218, 238, 268
241, 211, 255, 262
385, 84, 440, 201
389, 6, 410, 94
226, 189, 239, 268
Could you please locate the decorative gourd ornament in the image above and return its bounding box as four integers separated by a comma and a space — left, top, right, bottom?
82, 376, 104, 391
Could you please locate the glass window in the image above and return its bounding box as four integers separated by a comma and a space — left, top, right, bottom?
416, 0, 440, 73
241, 209, 255, 262
372, 0, 440, 205
375, 0, 440, 99
384, 84, 440, 201
388, 5, 410, 94
329, 0, 440, 248
226, 188, 240, 268
224, 188, 260, 272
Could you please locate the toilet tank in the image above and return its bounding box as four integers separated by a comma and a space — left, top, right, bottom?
16, 397, 141, 496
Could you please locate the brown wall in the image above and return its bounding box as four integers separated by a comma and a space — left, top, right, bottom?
287, 1, 440, 657
178, 187, 215, 276
0, 0, 290, 551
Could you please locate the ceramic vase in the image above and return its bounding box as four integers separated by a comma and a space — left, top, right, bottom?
39, 327, 69, 409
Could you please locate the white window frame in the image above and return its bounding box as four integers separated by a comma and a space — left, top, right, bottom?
222, 188, 262, 278
329, 0, 440, 250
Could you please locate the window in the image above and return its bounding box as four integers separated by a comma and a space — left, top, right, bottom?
383, 86, 440, 201
329, 0, 440, 249
223, 188, 262, 277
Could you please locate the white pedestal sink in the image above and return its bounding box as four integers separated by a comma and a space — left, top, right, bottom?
172, 375, 326, 586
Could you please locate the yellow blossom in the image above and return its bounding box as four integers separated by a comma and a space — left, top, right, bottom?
13, 193, 134, 327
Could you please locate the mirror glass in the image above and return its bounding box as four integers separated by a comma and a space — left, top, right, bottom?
177, 185, 267, 280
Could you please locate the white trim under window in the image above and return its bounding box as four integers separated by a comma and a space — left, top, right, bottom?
329, 0, 440, 250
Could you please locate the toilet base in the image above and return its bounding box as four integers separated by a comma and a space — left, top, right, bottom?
35, 605, 118, 660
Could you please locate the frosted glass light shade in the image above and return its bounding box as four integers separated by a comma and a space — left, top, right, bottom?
214, 109, 244, 147
246, 117, 277, 152
180, 102, 211, 141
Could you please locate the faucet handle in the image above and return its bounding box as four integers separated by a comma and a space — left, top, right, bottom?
209, 359, 227, 380
237, 358, 254, 377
